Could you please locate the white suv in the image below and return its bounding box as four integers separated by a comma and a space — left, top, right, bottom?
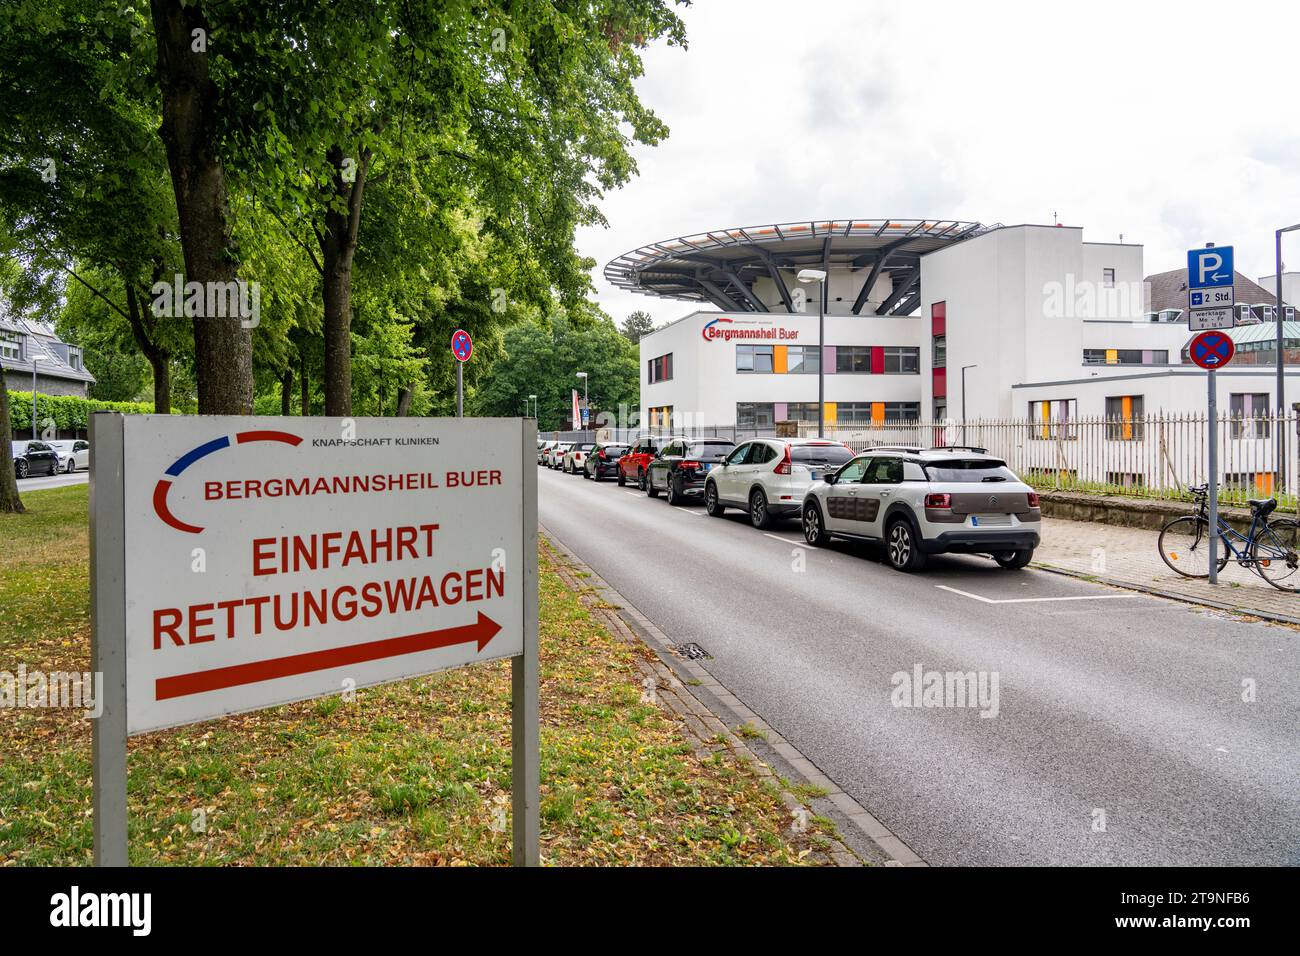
801, 447, 1042, 571
704, 438, 855, 528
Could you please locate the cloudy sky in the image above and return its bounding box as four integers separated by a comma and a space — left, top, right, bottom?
577, 0, 1300, 327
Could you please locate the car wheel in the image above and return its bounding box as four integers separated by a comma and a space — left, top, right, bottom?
637, 469, 647, 492
65, 459, 76, 474
749, 488, 772, 529
617, 470, 626, 486
15, 459, 29, 479
994, 548, 1034, 570
645, 471, 659, 498
666, 477, 681, 506
886, 518, 927, 572
704, 481, 725, 517
803, 502, 830, 546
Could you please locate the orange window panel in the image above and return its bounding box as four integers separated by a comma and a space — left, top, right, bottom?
871, 402, 885, 424
773, 345, 788, 374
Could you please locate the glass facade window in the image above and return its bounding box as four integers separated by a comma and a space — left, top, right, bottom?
1104, 395, 1144, 441
1030, 399, 1077, 440
0, 331, 21, 361
647, 353, 673, 383
932, 335, 946, 368
836, 346, 872, 373
786, 346, 820, 375
1230, 393, 1271, 439
647, 405, 673, 429
884, 402, 920, 422
836, 402, 873, 424
736, 344, 774, 373
736, 402, 775, 428
882, 347, 919, 374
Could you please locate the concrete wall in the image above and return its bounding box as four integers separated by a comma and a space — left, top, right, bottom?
3, 370, 90, 398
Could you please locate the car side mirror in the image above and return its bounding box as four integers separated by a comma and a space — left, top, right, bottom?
824, 473, 838, 485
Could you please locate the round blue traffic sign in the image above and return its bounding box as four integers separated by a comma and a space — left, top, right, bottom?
1189, 330, 1234, 370
451, 328, 473, 363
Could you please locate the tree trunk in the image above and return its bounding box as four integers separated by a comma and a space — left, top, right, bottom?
0, 380, 24, 514
124, 282, 171, 414
319, 145, 370, 417
280, 368, 293, 415
300, 349, 310, 416
396, 387, 413, 417
149, 0, 252, 415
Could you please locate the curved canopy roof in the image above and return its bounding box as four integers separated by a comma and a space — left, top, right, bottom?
604, 218, 985, 315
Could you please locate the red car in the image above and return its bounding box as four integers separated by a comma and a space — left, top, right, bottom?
618, 435, 675, 490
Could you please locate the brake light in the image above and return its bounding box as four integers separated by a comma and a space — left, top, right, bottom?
774, 445, 792, 475
1027, 491, 1040, 507
598, 449, 606, 459
680, 460, 701, 470
925, 493, 952, 508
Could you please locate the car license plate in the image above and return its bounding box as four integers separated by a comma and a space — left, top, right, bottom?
971, 514, 1011, 528
809, 470, 820, 481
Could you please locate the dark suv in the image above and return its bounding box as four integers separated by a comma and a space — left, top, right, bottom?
11, 440, 61, 479
584, 442, 629, 480
645, 438, 736, 505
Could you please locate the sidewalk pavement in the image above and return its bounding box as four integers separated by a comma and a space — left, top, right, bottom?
1034, 516, 1300, 626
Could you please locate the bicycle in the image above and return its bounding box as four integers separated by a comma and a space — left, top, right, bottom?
1157, 484, 1300, 591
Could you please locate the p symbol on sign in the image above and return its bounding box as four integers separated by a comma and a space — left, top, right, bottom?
1197, 252, 1222, 286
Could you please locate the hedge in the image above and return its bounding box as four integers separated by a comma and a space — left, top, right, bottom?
6, 390, 155, 434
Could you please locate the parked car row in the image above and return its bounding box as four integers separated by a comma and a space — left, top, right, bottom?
538, 434, 1042, 572
10, 439, 89, 479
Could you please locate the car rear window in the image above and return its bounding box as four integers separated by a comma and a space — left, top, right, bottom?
576, 443, 595, 451
686, 441, 734, 460
924, 459, 1018, 483
792, 445, 854, 467
603, 445, 628, 455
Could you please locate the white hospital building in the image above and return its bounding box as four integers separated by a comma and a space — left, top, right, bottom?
610, 219, 1296, 438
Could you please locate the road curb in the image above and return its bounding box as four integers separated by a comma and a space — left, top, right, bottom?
1033, 561, 1300, 628
542, 523, 928, 867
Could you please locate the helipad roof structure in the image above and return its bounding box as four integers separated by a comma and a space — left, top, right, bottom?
604, 218, 985, 316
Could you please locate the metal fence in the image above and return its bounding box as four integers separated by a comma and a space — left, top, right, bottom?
820, 412, 1300, 507
540, 412, 1300, 507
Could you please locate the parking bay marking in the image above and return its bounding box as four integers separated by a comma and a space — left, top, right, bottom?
763, 533, 812, 550
935, 584, 1140, 605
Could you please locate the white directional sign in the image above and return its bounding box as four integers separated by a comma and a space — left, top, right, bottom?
1189, 287, 1234, 311
106, 416, 529, 734
1189, 307, 1235, 331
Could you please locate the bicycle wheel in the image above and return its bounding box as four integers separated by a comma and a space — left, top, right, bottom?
1251, 518, 1300, 591
1158, 515, 1228, 578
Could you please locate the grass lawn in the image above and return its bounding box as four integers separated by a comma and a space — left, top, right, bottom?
0, 484, 826, 866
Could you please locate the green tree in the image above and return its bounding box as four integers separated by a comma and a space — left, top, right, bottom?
620, 309, 656, 344
473, 304, 639, 431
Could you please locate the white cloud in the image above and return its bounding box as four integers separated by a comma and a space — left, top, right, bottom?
579, 0, 1300, 326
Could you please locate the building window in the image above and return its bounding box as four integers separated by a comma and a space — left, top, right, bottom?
68, 347, 82, 370
882, 346, 919, 374
836, 402, 873, 424
786, 346, 820, 375
1103, 268, 1115, 288
647, 405, 673, 429
836, 346, 872, 373
647, 353, 672, 384
1029, 399, 1077, 440
785, 402, 820, 423
1104, 395, 1144, 440
736, 402, 775, 428
1230, 393, 1271, 439
1083, 349, 1168, 366
736, 344, 774, 373
884, 402, 920, 423
0, 331, 21, 361
933, 399, 947, 421
932, 335, 946, 368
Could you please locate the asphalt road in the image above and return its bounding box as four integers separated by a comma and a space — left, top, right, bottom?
15, 471, 88, 492
538, 464, 1300, 866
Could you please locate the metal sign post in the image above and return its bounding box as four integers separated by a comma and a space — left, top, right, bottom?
1208, 372, 1219, 585
451, 329, 473, 418
91, 414, 540, 866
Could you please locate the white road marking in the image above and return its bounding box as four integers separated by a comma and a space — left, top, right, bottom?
935, 584, 1140, 605
764, 533, 811, 550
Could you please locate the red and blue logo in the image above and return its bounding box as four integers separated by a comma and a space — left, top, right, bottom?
702, 316, 734, 341
153, 430, 302, 534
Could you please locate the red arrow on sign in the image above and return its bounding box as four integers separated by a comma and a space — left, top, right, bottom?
155, 612, 503, 701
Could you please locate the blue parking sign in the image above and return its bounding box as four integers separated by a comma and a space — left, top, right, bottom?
1188, 247, 1234, 289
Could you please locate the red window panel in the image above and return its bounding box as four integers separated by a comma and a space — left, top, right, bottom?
931, 301, 946, 336
871, 346, 884, 374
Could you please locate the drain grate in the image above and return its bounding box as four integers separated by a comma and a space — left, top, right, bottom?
670, 642, 712, 661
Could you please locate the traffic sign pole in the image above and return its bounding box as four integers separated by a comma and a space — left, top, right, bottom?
1208, 371, 1219, 586
514, 418, 540, 866
456, 363, 463, 419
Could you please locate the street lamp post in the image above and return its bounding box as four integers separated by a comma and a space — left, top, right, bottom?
960, 365, 978, 445
1275, 223, 1300, 491
528, 393, 537, 420
30, 354, 50, 440
796, 269, 828, 436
